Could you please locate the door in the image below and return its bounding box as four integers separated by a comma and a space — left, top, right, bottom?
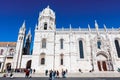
102, 61, 107, 71
26, 60, 31, 69
97, 61, 102, 71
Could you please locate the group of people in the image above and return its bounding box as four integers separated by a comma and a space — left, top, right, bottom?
3, 68, 68, 79
45, 69, 67, 80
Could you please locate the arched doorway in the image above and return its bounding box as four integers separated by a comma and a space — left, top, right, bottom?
6, 63, 11, 72
40, 53, 45, 65
26, 60, 32, 69
96, 53, 108, 71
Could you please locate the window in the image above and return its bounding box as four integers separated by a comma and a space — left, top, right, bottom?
19, 37, 21, 40
40, 53, 45, 65
79, 40, 84, 58
41, 58, 45, 65
44, 23, 47, 30
9, 49, 14, 56
115, 40, 120, 58
60, 54, 64, 65
60, 39, 64, 49
0, 62, 1, 69
0, 49, 4, 55
97, 41, 101, 49
42, 39, 46, 48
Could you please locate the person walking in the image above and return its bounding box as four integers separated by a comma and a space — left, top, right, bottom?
10, 72, 13, 78
45, 70, 48, 76
56, 70, 59, 78
49, 70, 54, 80
25, 69, 30, 78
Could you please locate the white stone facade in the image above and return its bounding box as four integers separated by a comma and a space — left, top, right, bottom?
31, 6, 120, 73
1, 6, 120, 73
0, 42, 16, 72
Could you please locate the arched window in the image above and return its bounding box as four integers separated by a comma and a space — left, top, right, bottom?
40, 53, 45, 65
60, 54, 64, 65
0, 49, 4, 55
60, 39, 64, 49
0, 62, 1, 68
97, 41, 101, 49
9, 48, 14, 56
79, 40, 84, 58
44, 23, 47, 30
41, 58, 45, 64
115, 40, 120, 58
42, 39, 46, 48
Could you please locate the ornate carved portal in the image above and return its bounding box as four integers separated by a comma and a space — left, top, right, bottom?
96, 53, 109, 71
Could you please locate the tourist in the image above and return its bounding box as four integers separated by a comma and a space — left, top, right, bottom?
10, 72, 13, 78
25, 69, 30, 78
56, 70, 59, 78
45, 69, 48, 76
53, 70, 56, 79
33, 69, 36, 74
49, 70, 53, 80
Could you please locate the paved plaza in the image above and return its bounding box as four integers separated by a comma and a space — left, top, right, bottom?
0, 72, 120, 78
0, 77, 120, 80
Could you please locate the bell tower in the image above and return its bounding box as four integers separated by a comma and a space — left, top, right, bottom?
32, 6, 56, 73
13, 21, 26, 69
37, 5, 56, 31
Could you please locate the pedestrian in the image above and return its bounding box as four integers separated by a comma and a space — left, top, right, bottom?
29, 68, 32, 78
45, 70, 48, 76
63, 71, 66, 78
61, 70, 63, 78
25, 69, 30, 78
56, 70, 59, 78
53, 70, 56, 79
10, 72, 13, 78
62, 70, 66, 78
49, 70, 53, 80
33, 69, 36, 74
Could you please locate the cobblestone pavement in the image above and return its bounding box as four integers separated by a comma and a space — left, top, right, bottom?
0, 77, 120, 80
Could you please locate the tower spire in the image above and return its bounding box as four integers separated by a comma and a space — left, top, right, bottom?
21, 20, 26, 29
103, 24, 107, 32
79, 26, 81, 30
95, 20, 99, 35
47, 5, 50, 8
88, 24, 91, 31
62, 26, 64, 31
95, 20, 99, 31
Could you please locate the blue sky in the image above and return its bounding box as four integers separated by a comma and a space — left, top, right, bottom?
0, 0, 120, 42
